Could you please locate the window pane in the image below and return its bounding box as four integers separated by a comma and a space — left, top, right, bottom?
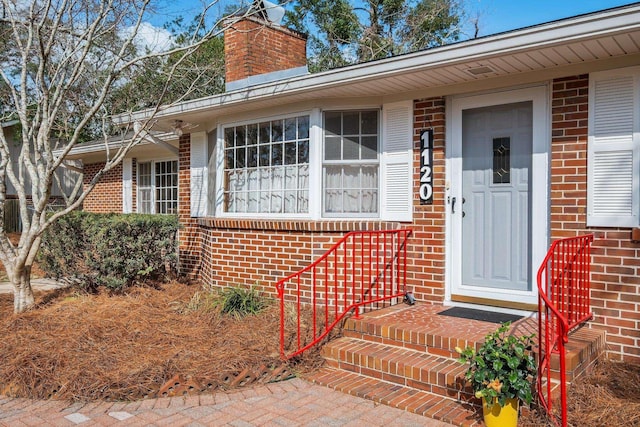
248, 190, 258, 212
225, 128, 235, 147
285, 166, 297, 190
493, 137, 511, 184
284, 191, 296, 213
247, 124, 258, 145
139, 189, 151, 214
247, 146, 258, 168
138, 162, 151, 186
361, 111, 378, 134
259, 122, 270, 143
285, 118, 297, 141
298, 116, 309, 139
272, 120, 283, 142
236, 126, 246, 146
226, 191, 236, 213
225, 150, 234, 170
259, 145, 270, 167
343, 136, 360, 160
248, 169, 258, 191
325, 136, 341, 160
361, 136, 378, 159
271, 143, 283, 166
362, 189, 378, 213
325, 112, 341, 135
284, 142, 297, 165
343, 112, 359, 135
298, 140, 309, 163
235, 147, 245, 168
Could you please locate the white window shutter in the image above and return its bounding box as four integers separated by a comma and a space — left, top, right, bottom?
190, 131, 208, 217
381, 101, 413, 222
122, 158, 132, 214
588, 71, 640, 227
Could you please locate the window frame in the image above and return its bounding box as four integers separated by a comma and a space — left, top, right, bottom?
322, 109, 381, 218
136, 158, 179, 215
218, 112, 312, 218
213, 106, 392, 220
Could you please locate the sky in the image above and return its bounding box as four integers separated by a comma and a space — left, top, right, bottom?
466, 0, 637, 37
139, 0, 638, 50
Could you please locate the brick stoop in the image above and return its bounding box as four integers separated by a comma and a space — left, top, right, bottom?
303, 302, 605, 427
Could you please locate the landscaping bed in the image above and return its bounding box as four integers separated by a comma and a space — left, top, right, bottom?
0, 281, 637, 427
0, 282, 320, 401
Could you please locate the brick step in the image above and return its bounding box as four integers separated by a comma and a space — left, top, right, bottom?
549, 326, 605, 381
344, 304, 606, 382
304, 367, 482, 427
322, 336, 475, 402
343, 304, 510, 358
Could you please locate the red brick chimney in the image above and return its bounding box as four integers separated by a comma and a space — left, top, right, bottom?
224, 5, 307, 90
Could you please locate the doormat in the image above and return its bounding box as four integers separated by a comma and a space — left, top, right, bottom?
437, 307, 522, 324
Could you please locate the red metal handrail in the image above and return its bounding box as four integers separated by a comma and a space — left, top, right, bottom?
276, 229, 412, 360
537, 234, 594, 427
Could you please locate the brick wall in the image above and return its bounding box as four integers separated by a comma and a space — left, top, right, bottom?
178, 134, 202, 278
551, 75, 640, 363
224, 17, 307, 83
82, 162, 123, 213
178, 78, 638, 363
409, 98, 447, 303
197, 218, 401, 300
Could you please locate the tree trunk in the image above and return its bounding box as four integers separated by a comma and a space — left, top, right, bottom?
13, 267, 35, 313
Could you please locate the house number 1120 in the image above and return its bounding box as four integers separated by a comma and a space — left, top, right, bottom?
419, 129, 434, 205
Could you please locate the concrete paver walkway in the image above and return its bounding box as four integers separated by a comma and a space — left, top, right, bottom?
0, 378, 453, 426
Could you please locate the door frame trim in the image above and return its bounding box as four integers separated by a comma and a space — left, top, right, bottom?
444, 85, 550, 307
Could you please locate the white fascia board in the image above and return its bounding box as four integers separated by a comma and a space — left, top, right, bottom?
117, 4, 640, 125
56, 132, 177, 158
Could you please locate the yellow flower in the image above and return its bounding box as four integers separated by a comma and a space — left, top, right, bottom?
487, 379, 503, 393
475, 391, 484, 398
455, 346, 463, 354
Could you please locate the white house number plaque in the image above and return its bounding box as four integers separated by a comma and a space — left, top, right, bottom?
419, 129, 434, 205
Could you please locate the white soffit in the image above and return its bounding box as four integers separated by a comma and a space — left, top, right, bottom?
126, 4, 640, 125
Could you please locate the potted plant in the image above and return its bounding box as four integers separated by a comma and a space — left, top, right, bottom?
456, 322, 536, 427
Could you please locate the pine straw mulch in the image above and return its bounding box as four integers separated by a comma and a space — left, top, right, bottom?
520, 359, 640, 427
0, 282, 639, 426
0, 281, 322, 401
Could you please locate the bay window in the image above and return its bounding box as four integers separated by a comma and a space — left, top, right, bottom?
216, 104, 411, 221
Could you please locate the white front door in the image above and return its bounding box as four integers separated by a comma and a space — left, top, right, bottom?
447, 87, 549, 308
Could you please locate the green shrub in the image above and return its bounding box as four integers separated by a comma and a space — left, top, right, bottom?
38, 212, 178, 291
214, 286, 268, 318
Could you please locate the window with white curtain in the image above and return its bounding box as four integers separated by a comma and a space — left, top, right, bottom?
223, 115, 310, 214
323, 110, 379, 217
137, 160, 178, 214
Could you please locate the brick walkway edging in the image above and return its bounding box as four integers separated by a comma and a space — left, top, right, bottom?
0, 377, 453, 426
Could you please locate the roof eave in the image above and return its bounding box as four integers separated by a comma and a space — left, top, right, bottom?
116, 4, 640, 123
